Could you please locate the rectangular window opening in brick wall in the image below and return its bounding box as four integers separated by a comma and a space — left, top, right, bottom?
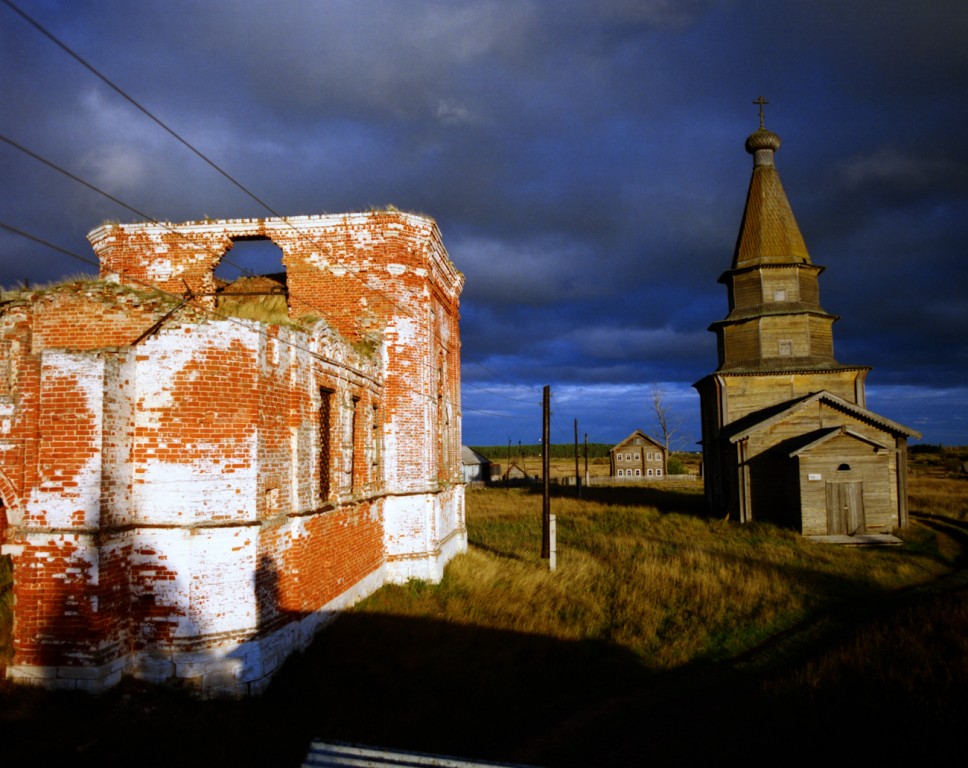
369, 404, 380, 488
319, 387, 333, 502
0, 340, 10, 398
342, 395, 358, 493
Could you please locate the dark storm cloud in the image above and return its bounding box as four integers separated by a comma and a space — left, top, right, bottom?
1, 0, 966, 445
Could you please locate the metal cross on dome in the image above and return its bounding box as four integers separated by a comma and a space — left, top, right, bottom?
753, 95, 769, 129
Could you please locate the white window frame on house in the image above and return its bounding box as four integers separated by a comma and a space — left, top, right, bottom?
633, 452, 640, 460
634, 468, 641, 476
647, 468, 653, 476
617, 469, 624, 477
656, 468, 663, 476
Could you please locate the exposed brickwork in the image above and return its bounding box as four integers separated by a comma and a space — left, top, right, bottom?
0, 211, 464, 695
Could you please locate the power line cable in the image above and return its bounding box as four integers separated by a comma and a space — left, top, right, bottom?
0, 142, 459, 412
462, 407, 535, 420
0, 221, 101, 271
466, 360, 542, 395
1, 1, 468, 410
0, 131, 279, 287
0, 0, 426, 331
461, 377, 541, 404
1, 0, 279, 217
549, 391, 571, 443
0, 221, 381, 387
0, 131, 455, 392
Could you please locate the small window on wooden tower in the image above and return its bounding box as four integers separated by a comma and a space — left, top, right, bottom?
838, 463, 851, 471
774, 289, 787, 302
778, 340, 793, 356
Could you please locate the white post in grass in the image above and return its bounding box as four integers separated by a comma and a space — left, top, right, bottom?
549, 514, 557, 572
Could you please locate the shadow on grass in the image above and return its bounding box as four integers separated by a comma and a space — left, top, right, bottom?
465, 539, 529, 562
4, 595, 966, 767
531, 483, 708, 518
0, 613, 655, 767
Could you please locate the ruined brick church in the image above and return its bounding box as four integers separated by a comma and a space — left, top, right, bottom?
0, 211, 464, 695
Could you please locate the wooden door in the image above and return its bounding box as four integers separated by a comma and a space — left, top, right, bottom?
825, 481, 866, 535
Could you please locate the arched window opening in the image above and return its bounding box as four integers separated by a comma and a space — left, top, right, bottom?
215, 238, 289, 323
838, 463, 851, 471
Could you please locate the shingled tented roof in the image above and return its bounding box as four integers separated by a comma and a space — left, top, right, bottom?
732, 128, 810, 270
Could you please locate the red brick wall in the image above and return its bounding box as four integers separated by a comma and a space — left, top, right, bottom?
0, 211, 464, 693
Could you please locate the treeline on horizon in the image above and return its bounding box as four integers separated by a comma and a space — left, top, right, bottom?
470, 444, 614, 460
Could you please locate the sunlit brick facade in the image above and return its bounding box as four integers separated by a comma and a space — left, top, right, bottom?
0, 211, 464, 695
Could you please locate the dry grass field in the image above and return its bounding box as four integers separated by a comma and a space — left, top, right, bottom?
1, 456, 966, 765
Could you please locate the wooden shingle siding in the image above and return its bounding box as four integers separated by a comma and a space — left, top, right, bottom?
723, 322, 761, 364
809, 318, 834, 357
762, 269, 800, 302
760, 316, 810, 357
733, 272, 762, 307
798, 269, 820, 304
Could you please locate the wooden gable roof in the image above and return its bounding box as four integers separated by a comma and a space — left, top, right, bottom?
610, 429, 664, 454
461, 446, 490, 466
779, 425, 894, 457
724, 390, 921, 444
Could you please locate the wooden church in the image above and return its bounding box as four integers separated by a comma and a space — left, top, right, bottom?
694, 110, 919, 536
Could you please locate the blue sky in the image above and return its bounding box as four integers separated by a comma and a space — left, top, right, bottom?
2, 1, 966, 448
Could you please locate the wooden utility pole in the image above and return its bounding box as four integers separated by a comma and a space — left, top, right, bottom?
506, 438, 511, 488
574, 418, 581, 497
584, 432, 589, 491
541, 385, 551, 560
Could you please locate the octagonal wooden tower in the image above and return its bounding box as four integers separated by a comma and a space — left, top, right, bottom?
694, 120, 919, 535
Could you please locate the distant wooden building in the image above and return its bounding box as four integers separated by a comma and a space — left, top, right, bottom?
462, 446, 492, 485
503, 463, 531, 482
694, 120, 919, 535
610, 430, 666, 479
